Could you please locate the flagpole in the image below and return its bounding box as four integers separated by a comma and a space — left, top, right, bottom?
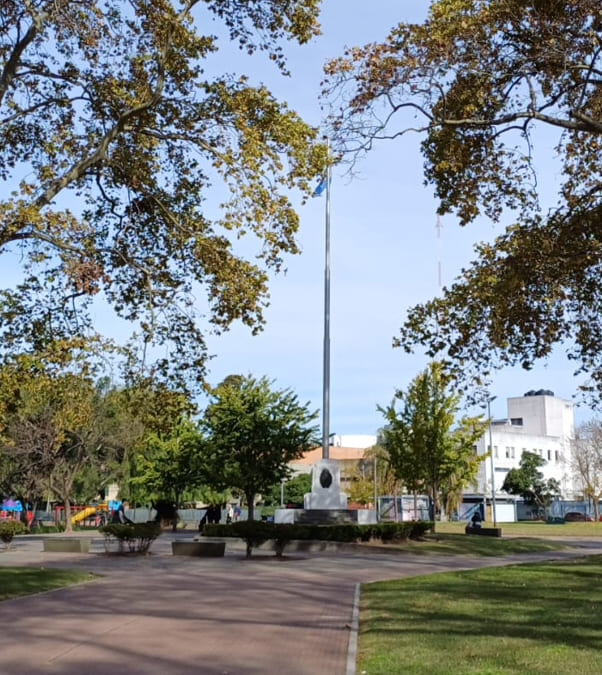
322, 150, 332, 460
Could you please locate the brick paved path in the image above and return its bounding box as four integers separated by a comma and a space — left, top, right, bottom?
1, 534, 600, 675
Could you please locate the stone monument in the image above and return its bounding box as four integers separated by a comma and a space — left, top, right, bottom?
303, 458, 347, 509
274, 457, 376, 525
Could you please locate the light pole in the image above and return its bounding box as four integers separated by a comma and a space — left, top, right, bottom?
321, 144, 332, 461
487, 396, 497, 527
373, 454, 378, 520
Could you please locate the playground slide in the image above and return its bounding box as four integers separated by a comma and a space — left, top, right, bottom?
71, 506, 97, 525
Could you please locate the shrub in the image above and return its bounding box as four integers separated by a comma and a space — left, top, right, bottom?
0, 520, 26, 549
202, 520, 433, 556
99, 522, 161, 555
409, 520, 433, 539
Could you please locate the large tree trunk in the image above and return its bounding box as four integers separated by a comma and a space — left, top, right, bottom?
63, 495, 73, 533
428, 482, 438, 533
172, 493, 180, 532
246, 492, 254, 523
245, 491, 256, 558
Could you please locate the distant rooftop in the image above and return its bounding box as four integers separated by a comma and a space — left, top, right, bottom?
292, 446, 368, 465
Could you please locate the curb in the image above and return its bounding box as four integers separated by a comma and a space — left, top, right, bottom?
346, 582, 360, 675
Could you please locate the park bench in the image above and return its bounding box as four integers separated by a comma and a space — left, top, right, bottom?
465, 527, 502, 537
43, 537, 91, 553
172, 540, 225, 557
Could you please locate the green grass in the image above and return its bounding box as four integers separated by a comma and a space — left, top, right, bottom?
0, 567, 97, 601
358, 555, 602, 674
435, 520, 602, 537
398, 533, 568, 556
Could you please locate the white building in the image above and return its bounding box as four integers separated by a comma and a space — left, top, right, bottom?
330, 434, 377, 449
474, 390, 576, 500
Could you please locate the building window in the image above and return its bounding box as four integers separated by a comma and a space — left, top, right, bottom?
555, 450, 560, 462
547, 450, 552, 461
494, 446, 498, 458
510, 417, 523, 426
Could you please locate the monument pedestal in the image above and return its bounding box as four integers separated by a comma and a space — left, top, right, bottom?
274, 459, 377, 525
303, 459, 347, 509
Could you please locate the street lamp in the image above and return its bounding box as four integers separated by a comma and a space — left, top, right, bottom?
373, 454, 378, 520
487, 396, 497, 527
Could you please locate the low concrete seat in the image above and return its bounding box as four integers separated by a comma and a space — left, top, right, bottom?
43, 538, 91, 553
465, 527, 502, 537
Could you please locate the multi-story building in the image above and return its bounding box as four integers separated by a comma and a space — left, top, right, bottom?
473, 390, 576, 501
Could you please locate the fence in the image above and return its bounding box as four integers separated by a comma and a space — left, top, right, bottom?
378, 495, 430, 522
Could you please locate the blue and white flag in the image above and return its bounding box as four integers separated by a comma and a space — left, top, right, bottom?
312, 176, 327, 197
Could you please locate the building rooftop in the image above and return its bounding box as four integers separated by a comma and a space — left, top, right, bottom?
292, 446, 367, 465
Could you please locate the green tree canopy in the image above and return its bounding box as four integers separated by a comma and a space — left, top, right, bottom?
324, 1, 602, 401
0, 341, 126, 530
502, 450, 561, 508
379, 362, 486, 528
201, 374, 318, 520
129, 419, 207, 511
0, 0, 328, 391
263, 472, 312, 507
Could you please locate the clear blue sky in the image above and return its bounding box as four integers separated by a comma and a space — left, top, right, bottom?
2, 2, 594, 433
199, 1, 594, 432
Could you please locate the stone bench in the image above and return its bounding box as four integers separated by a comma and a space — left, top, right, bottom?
465, 527, 502, 537
172, 540, 225, 557
43, 537, 91, 553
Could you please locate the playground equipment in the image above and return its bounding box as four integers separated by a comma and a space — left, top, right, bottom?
58, 503, 110, 526
50, 502, 120, 526
70, 506, 98, 525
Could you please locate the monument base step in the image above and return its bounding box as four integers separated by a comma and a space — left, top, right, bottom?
274, 508, 377, 525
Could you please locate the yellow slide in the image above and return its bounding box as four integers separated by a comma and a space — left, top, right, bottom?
71, 506, 97, 525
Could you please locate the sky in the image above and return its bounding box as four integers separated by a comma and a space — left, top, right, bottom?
1, 2, 595, 435
198, 1, 595, 433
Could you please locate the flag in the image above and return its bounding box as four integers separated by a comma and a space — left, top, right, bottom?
312, 176, 327, 197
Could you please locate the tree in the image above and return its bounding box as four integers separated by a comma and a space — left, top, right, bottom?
572, 420, 602, 520
502, 451, 561, 511
341, 446, 398, 507
0, 340, 125, 531
379, 362, 486, 530
263, 472, 312, 507
0, 1, 328, 392
202, 375, 318, 522
369, 440, 405, 497
129, 419, 207, 528
323, 1, 602, 401
343, 462, 375, 506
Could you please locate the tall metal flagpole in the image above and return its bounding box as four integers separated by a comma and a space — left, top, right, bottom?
322, 154, 332, 460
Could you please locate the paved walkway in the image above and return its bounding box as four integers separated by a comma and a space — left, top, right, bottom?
1, 533, 601, 675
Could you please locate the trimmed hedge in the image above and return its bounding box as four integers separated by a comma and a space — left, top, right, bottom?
99, 521, 162, 555
202, 520, 433, 558
0, 520, 26, 549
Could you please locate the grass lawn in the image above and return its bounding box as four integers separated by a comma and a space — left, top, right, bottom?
358, 554, 602, 675
396, 533, 569, 557
434, 520, 602, 537
0, 567, 97, 602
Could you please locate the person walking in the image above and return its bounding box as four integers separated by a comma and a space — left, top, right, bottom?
111, 503, 133, 525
